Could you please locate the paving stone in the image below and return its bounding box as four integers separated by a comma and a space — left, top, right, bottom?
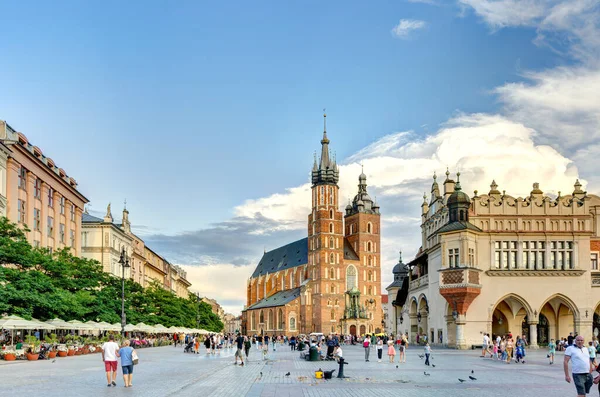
0, 344, 584, 396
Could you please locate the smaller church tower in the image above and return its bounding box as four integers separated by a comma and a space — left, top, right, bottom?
344, 168, 383, 334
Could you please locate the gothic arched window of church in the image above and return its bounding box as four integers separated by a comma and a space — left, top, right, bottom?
368, 256, 372, 266
320, 187, 324, 205
278, 309, 284, 330
268, 309, 274, 330
368, 270, 372, 281
330, 209, 334, 218
346, 265, 357, 290
331, 309, 335, 320
330, 267, 335, 279
330, 284, 335, 293
367, 222, 372, 233
367, 242, 372, 252
368, 286, 372, 295
329, 236, 334, 247
290, 317, 296, 330
329, 187, 333, 205
259, 311, 264, 324
329, 223, 333, 233
335, 299, 339, 306
330, 253, 335, 264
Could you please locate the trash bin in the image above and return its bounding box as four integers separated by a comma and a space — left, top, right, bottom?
309, 346, 320, 361
298, 341, 305, 351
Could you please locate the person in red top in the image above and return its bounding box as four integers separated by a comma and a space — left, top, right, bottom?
173, 333, 179, 348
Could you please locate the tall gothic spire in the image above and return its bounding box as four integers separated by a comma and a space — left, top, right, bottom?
311, 112, 339, 186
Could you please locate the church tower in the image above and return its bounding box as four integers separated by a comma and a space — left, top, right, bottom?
344, 168, 383, 334
307, 113, 345, 334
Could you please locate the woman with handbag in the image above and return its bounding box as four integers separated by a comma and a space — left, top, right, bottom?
118, 340, 137, 388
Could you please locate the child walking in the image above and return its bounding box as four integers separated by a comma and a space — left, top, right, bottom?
547, 338, 555, 364
387, 340, 396, 363
492, 340, 499, 360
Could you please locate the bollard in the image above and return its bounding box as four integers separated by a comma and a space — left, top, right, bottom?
337, 357, 349, 378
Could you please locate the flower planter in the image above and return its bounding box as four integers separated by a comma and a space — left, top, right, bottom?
48, 351, 57, 359
27, 353, 39, 361
58, 351, 68, 358
67, 350, 75, 356
3, 354, 16, 361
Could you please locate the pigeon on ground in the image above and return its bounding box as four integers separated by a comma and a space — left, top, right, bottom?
471, 370, 474, 374
418, 354, 424, 359
432, 364, 436, 368
458, 378, 466, 383
424, 372, 430, 376
469, 376, 477, 381
52, 359, 56, 363
285, 372, 290, 376
260, 372, 263, 377
396, 365, 398, 369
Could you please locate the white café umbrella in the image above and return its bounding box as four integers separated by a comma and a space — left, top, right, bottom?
84, 321, 102, 331
0, 315, 54, 330
66, 320, 95, 331
153, 324, 169, 333
97, 322, 120, 332
123, 324, 136, 332
45, 318, 72, 330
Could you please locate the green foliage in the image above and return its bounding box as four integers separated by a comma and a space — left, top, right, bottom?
0, 217, 223, 332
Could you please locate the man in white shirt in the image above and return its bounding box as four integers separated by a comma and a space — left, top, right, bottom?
101, 335, 120, 387
482, 334, 490, 358
564, 336, 594, 397
334, 344, 343, 363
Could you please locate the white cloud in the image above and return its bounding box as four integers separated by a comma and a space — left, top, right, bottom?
458, 0, 600, 59
391, 19, 427, 39
181, 264, 253, 316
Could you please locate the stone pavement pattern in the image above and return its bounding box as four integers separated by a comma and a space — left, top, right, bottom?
0, 343, 584, 396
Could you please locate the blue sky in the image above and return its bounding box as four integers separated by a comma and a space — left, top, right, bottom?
1, 0, 599, 313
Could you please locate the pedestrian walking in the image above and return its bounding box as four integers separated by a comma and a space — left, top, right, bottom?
118, 340, 135, 388
173, 333, 178, 348
363, 334, 371, 362
101, 334, 120, 387
387, 340, 396, 363
424, 342, 431, 366
564, 336, 594, 397
548, 338, 556, 364
376, 337, 383, 362
244, 336, 251, 360
234, 333, 245, 366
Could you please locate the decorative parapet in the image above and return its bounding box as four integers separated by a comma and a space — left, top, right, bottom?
409, 274, 429, 291
439, 267, 482, 289
486, 270, 585, 277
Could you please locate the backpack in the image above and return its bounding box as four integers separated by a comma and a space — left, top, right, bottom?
363, 340, 369, 348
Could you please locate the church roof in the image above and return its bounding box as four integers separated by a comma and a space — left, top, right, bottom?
246, 287, 302, 310
251, 238, 308, 278
343, 238, 359, 260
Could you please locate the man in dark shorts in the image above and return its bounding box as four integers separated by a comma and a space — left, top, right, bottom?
564, 336, 594, 396
234, 333, 245, 366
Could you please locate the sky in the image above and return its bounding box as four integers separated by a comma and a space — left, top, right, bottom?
1, 0, 599, 315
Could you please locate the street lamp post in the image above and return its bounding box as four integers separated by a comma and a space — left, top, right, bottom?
118, 248, 130, 337
196, 292, 201, 329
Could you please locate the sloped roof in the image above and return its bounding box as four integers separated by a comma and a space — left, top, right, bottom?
82, 213, 103, 223
436, 221, 482, 234
246, 287, 302, 310
251, 238, 308, 278
343, 238, 359, 260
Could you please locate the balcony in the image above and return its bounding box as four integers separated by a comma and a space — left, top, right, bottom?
592, 272, 600, 287
409, 274, 429, 291
439, 267, 482, 288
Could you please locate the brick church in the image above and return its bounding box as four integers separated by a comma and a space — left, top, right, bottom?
242, 115, 383, 336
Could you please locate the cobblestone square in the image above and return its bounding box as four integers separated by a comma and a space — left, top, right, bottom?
0, 344, 582, 396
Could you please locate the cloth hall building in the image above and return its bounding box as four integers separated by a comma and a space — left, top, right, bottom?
242, 117, 383, 336
387, 171, 600, 349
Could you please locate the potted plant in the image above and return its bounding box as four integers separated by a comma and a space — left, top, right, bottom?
65, 335, 76, 356
1, 350, 16, 361
57, 344, 68, 357
46, 334, 58, 359
25, 336, 39, 361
